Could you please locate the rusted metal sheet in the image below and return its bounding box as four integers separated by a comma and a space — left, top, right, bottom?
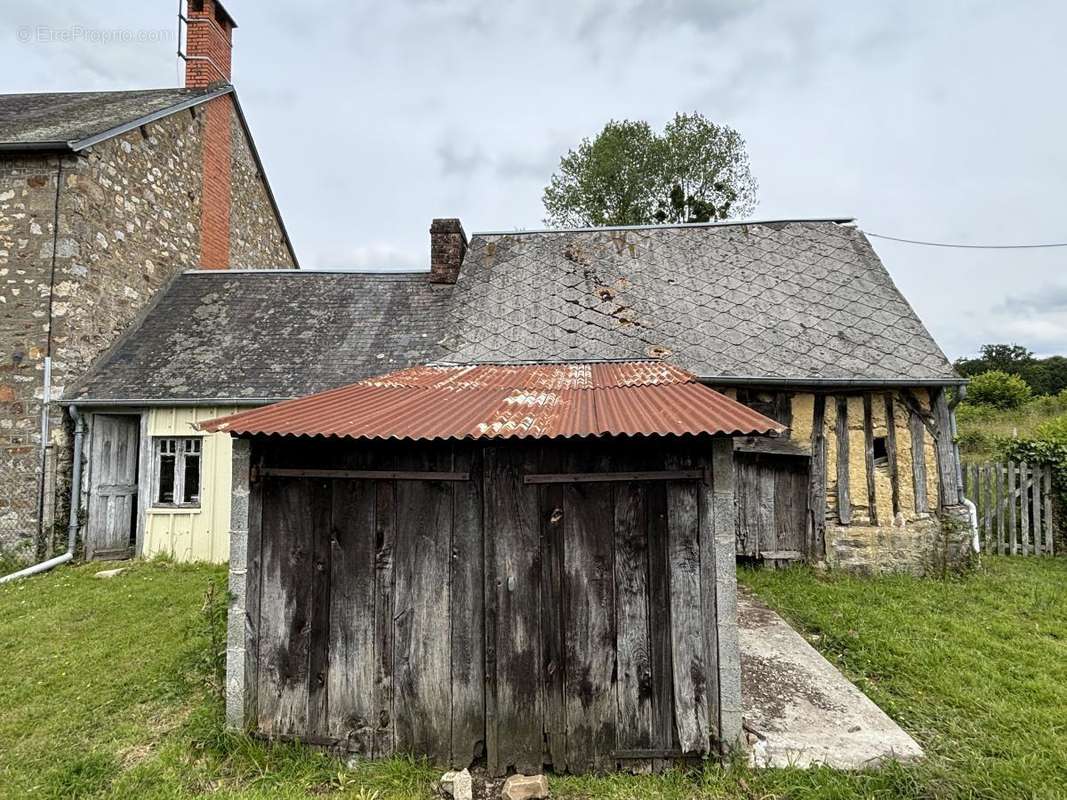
199, 361, 784, 442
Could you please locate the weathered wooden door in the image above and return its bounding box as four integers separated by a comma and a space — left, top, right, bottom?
735, 452, 809, 560
86, 414, 140, 559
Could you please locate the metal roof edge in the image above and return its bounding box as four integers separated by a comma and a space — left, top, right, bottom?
471, 217, 856, 237
0, 140, 73, 152
66, 397, 283, 408
179, 268, 431, 276
699, 376, 967, 388
69, 86, 233, 151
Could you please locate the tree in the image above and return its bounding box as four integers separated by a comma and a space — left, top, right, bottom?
542, 112, 757, 228
954, 344, 1067, 396
966, 370, 1032, 409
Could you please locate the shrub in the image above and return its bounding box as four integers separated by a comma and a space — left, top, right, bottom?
1035, 415, 1067, 446
967, 370, 1032, 409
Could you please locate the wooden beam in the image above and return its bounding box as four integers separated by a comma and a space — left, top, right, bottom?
835, 396, 851, 525
930, 388, 961, 508
260, 467, 470, 481
863, 394, 878, 526
806, 394, 827, 560
733, 436, 811, 457
523, 469, 705, 485
883, 394, 900, 517
908, 407, 928, 515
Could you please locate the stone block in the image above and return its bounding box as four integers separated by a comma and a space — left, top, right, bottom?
440, 768, 472, 800
501, 774, 548, 800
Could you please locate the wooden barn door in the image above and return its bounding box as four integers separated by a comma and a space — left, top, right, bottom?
86, 414, 140, 560
735, 452, 810, 561
254, 450, 484, 767
485, 444, 716, 775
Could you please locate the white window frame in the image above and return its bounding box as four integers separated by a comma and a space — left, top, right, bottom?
153, 437, 203, 509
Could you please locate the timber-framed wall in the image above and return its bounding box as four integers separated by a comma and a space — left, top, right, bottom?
225, 435, 741, 775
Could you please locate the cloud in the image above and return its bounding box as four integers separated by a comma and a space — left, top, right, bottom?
998, 284, 1067, 315
313, 242, 424, 271
436, 139, 489, 177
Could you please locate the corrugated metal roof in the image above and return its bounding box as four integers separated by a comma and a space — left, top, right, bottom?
198, 361, 785, 442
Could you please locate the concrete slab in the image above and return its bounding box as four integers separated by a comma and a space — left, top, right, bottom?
739, 587, 923, 770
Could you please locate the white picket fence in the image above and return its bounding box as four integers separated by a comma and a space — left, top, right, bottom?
962, 462, 1055, 556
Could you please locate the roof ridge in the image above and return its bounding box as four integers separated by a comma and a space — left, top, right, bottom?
471, 217, 856, 237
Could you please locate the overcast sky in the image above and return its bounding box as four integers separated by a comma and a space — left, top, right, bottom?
3, 0, 1065, 360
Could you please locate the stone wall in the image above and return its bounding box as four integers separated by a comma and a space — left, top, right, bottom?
0, 100, 294, 562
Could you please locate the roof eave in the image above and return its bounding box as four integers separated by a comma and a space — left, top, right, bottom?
699, 375, 967, 388
68, 85, 234, 151
0, 141, 73, 153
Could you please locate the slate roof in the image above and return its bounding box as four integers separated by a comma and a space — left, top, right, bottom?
0, 87, 227, 150
441, 220, 959, 384
68, 272, 454, 404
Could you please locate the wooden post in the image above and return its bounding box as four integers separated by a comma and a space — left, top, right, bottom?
983, 464, 993, 553
930, 388, 961, 508
835, 397, 851, 524
1032, 465, 1043, 556
806, 395, 827, 560
908, 408, 928, 515
995, 463, 1005, 555
710, 438, 742, 751
1044, 468, 1054, 556
1020, 463, 1030, 556
1007, 461, 1017, 555
862, 394, 878, 526
883, 394, 900, 517
225, 437, 260, 731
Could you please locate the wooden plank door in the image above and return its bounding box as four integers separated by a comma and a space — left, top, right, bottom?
86, 414, 140, 559
735, 453, 810, 561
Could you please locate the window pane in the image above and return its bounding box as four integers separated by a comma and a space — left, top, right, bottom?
157, 449, 176, 504
183, 452, 201, 504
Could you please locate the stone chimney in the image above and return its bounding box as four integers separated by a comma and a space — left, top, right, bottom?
430, 218, 468, 284
184, 0, 237, 87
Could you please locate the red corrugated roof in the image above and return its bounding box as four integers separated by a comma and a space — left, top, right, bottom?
198, 362, 785, 441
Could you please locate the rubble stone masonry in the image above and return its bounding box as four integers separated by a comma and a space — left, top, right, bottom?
0, 102, 294, 562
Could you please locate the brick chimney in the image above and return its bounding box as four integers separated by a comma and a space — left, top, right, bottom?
430, 219, 468, 284
184, 0, 236, 87
184, 0, 237, 269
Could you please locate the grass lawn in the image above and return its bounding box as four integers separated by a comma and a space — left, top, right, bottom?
1, 557, 1065, 799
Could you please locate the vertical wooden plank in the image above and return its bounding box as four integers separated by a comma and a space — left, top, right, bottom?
562, 459, 617, 773
1019, 463, 1031, 556
1007, 461, 1018, 555
306, 479, 333, 741
1031, 464, 1043, 557
1044, 468, 1054, 556
372, 459, 397, 758
806, 394, 827, 561
256, 477, 314, 736
451, 445, 485, 769
883, 395, 901, 517
645, 481, 674, 771
835, 397, 851, 524
244, 450, 264, 727
709, 438, 742, 750
539, 444, 567, 772
757, 457, 776, 554
393, 448, 453, 764
665, 459, 709, 756
485, 444, 542, 776
983, 464, 993, 552
613, 478, 654, 764
995, 463, 1005, 555
908, 408, 928, 515
931, 389, 961, 508
327, 476, 377, 753
862, 394, 878, 526
734, 456, 757, 557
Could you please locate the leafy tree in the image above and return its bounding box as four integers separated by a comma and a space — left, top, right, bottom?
543, 112, 757, 228
966, 370, 1032, 409
955, 344, 1067, 396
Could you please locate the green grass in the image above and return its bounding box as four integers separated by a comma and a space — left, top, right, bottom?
2, 558, 1066, 798
956, 396, 1067, 460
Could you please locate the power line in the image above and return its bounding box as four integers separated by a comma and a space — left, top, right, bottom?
863, 231, 1067, 250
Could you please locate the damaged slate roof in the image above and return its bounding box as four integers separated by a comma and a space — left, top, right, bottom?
441, 220, 959, 384
68, 271, 454, 403
0, 86, 228, 150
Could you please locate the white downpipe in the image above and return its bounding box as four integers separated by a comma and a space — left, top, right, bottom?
1, 406, 84, 584
963, 497, 980, 553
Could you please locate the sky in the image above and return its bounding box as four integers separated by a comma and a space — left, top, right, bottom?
2, 0, 1065, 360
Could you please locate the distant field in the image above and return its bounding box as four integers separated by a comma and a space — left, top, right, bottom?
956, 395, 1067, 461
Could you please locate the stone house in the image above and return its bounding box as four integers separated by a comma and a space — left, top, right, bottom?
66, 218, 969, 574
0, 0, 295, 562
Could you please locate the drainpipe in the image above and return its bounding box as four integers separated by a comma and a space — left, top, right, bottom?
0, 406, 84, 584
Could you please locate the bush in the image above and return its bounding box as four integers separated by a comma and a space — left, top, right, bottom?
967, 370, 1032, 409
1035, 415, 1067, 447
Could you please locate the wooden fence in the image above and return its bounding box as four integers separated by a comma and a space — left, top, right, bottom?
962, 462, 1055, 556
